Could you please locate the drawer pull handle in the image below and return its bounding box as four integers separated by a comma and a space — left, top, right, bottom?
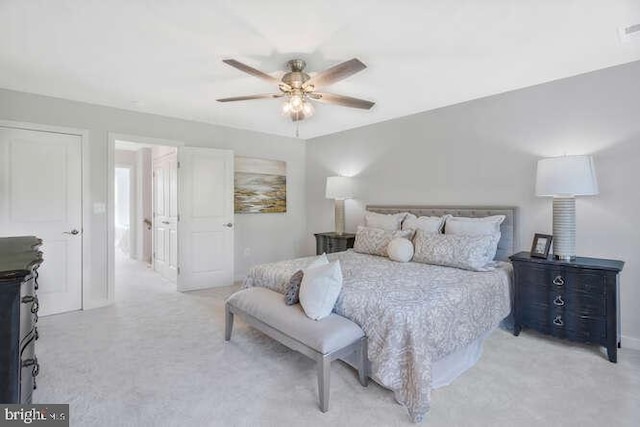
552, 275, 565, 286
553, 315, 564, 326
22, 295, 39, 316
22, 356, 40, 389
553, 296, 565, 306
22, 357, 37, 368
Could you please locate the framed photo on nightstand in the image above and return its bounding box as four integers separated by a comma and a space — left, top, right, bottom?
530, 233, 553, 258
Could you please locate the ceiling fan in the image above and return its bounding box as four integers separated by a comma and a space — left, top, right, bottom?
217, 58, 375, 121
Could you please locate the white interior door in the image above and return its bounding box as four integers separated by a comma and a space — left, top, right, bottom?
152, 152, 178, 282
0, 127, 82, 315
178, 147, 234, 291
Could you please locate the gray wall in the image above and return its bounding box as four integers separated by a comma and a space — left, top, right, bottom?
306, 60, 640, 347
0, 89, 307, 307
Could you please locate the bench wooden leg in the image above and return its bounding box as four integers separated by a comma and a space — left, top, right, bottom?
317, 355, 331, 412
357, 337, 369, 387
225, 305, 234, 341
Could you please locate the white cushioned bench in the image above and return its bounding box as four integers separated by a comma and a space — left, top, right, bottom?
225, 287, 368, 412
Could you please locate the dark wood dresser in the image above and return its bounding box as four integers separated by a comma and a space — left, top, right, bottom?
314, 232, 356, 255
0, 236, 43, 403
510, 251, 624, 362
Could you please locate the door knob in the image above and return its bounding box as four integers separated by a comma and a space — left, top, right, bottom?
223, 223, 233, 228
161, 221, 170, 225
63, 229, 80, 235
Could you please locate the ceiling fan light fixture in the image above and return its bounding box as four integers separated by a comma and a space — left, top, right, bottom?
289, 94, 304, 112
302, 101, 314, 117
219, 57, 374, 124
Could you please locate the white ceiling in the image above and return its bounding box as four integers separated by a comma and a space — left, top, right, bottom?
1, 0, 639, 139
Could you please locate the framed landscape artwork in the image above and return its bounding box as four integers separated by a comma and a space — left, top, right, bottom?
234, 157, 287, 213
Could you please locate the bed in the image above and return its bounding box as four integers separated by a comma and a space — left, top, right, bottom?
242, 205, 517, 422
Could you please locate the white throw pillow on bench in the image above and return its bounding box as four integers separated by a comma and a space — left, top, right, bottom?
299, 260, 344, 320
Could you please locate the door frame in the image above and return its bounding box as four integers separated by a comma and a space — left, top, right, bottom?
0, 119, 91, 310
107, 133, 184, 301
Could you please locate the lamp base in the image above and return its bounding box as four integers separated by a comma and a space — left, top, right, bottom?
334, 199, 345, 236
554, 254, 576, 262
552, 197, 576, 261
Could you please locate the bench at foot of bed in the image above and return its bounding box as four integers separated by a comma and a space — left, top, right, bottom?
225, 287, 368, 412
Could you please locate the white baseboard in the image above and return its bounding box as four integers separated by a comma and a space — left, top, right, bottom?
622, 334, 640, 351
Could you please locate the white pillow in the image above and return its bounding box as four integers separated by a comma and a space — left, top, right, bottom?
306, 253, 329, 270
299, 261, 343, 320
402, 214, 448, 234
412, 230, 497, 271
364, 211, 407, 231
387, 238, 414, 263
444, 215, 505, 236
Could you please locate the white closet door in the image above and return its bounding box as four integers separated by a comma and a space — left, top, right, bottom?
178, 147, 234, 291
0, 127, 82, 315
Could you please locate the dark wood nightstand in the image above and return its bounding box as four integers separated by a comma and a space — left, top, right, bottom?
314, 232, 355, 255
509, 251, 624, 362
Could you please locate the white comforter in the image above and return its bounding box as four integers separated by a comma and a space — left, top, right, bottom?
243, 250, 511, 422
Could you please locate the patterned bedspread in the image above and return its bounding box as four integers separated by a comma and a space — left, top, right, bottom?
242, 250, 512, 422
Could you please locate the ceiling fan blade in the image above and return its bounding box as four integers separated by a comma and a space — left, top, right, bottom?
222, 59, 280, 84
310, 92, 375, 110
217, 94, 283, 102
305, 58, 367, 89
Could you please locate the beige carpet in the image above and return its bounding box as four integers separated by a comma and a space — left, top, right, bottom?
34, 255, 640, 426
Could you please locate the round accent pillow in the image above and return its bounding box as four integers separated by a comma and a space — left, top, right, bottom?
387, 237, 414, 263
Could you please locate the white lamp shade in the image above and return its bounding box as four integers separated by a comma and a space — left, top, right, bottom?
535, 155, 599, 197
325, 176, 355, 200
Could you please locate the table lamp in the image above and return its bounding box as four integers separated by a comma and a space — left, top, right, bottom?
535, 155, 598, 261
325, 176, 355, 235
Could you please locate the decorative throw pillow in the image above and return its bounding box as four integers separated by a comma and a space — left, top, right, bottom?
364, 211, 407, 231
353, 226, 413, 257
283, 254, 329, 305
284, 270, 304, 305
402, 214, 449, 234
444, 215, 505, 262
412, 229, 497, 271
387, 238, 414, 263
299, 261, 344, 320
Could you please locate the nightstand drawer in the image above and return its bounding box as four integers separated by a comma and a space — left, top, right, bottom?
521, 306, 606, 343
556, 311, 607, 343
517, 263, 566, 290
325, 240, 348, 252
569, 269, 605, 294
563, 288, 606, 317
314, 232, 356, 255
519, 283, 551, 307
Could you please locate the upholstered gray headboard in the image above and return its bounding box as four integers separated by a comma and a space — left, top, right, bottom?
366, 205, 518, 261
